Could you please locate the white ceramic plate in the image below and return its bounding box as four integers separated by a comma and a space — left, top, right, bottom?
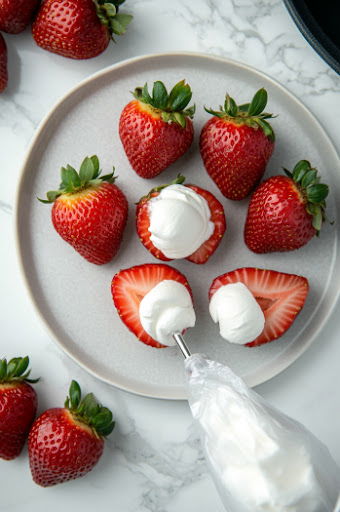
15, 52, 340, 400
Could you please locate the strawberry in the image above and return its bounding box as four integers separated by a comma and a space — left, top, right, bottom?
119, 80, 195, 178
39, 155, 128, 265
32, 0, 132, 59
0, 33, 7, 93
245, 160, 329, 253
0, 356, 38, 460
209, 268, 309, 347
111, 263, 193, 348
136, 175, 226, 264
28, 380, 114, 487
200, 88, 275, 200
0, 0, 39, 34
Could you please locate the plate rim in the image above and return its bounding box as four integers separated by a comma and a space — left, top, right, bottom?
14, 51, 340, 400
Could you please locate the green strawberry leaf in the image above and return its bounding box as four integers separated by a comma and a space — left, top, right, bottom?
111, 13, 132, 34
110, 13, 132, 35
15, 356, 29, 377
90, 155, 100, 178
102, 2, 116, 17
92, 408, 113, 429
81, 393, 100, 418
65, 165, 81, 188
292, 160, 311, 182
311, 206, 323, 231
48, 190, 62, 201
99, 421, 115, 437
68, 380, 81, 409
142, 83, 152, 104
161, 111, 171, 123
168, 80, 192, 111
7, 358, 20, 378
173, 112, 186, 128
152, 81, 168, 110
254, 118, 275, 142
306, 183, 329, 203
301, 169, 317, 188
0, 359, 6, 380
224, 94, 237, 116
248, 88, 267, 116
79, 157, 95, 184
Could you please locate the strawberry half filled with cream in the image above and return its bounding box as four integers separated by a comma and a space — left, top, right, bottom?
209, 268, 309, 347
111, 263, 195, 348
136, 176, 226, 264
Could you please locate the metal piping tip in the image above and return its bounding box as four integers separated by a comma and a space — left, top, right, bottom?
172, 332, 191, 359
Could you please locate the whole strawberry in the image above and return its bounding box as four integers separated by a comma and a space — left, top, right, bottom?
0, 33, 7, 93
200, 88, 275, 200
28, 380, 114, 487
0, 0, 40, 34
39, 155, 128, 265
32, 0, 132, 59
244, 160, 329, 253
119, 80, 195, 178
0, 356, 38, 460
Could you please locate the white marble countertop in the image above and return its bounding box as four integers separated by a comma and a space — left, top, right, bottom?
1, 0, 340, 510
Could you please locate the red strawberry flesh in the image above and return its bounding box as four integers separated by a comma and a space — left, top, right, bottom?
209, 267, 309, 347
112, 263, 193, 348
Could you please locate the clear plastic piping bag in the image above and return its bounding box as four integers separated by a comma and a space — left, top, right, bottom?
185, 354, 340, 512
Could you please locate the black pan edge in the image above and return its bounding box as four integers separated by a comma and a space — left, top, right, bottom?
283, 0, 340, 75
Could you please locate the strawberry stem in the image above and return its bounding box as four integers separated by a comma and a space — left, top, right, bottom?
284, 160, 329, 232
65, 380, 115, 438
133, 80, 195, 127
38, 155, 117, 204
0, 356, 39, 384
204, 88, 276, 142
93, 0, 132, 39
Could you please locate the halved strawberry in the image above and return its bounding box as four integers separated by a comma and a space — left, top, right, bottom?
136, 176, 226, 265
111, 263, 193, 348
209, 267, 309, 347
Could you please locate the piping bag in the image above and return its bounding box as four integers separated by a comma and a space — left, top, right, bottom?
172, 332, 340, 512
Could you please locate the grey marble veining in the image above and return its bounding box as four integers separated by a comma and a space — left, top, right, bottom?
1, 1, 340, 510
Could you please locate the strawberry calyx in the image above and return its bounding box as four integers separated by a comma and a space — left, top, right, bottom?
65, 380, 115, 438
205, 88, 275, 142
138, 173, 186, 203
39, 155, 117, 204
284, 160, 329, 232
0, 356, 39, 384
93, 0, 132, 39
133, 80, 195, 128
